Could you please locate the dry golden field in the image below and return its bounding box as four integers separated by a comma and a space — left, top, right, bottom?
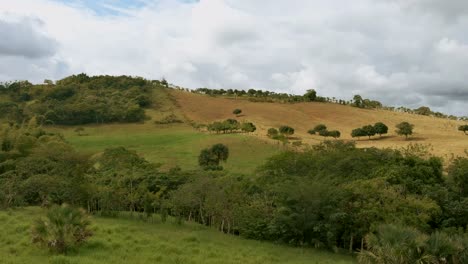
171, 90, 468, 159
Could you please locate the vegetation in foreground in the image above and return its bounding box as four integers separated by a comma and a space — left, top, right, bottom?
0, 207, 355, 264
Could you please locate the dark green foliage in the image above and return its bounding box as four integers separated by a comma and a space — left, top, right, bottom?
267, 128, 279, 138
279, 126, 295, 136
198, 144, 229, 170
309, 124, 327, 135
449, 157, 468, 197
362, 125, 376, 139
351, 128, 366, 139
327, 130, 341, 139
373, 122, 388, 136
241, 122, 256, 133
459, 125, 468, 135
352, 123, 383, 139
32, 204, 92, 254
154, 114, 183, 124
206, 119, 252, 134
0, 74, 155, 125
303, 89, 317, 102
396, 121, 414, 139
233, 109, 242, 115
352, 94, 382, 109
414, 106, 432, 116
358, 224, 468, 264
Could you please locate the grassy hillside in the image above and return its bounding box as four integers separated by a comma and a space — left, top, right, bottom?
50, 88, 280, 174
171, 90, 468, 159
0, 207, 355, 264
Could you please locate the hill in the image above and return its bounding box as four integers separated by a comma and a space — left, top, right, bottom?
171, 89, 467, 158
48, 86, 279, 174
0, 207, 355, 264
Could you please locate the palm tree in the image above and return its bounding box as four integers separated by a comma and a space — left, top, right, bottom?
357, 224, 430, 264
32, 204, 93, 254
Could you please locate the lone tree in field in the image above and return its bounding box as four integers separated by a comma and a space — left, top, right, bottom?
459, 125, 468, 135
396, 121, 414, 139
198, 143, 229, 170
373, 122, 388, 137
233, 109, 242, 116
32, 204, 93, 254
279, 126, 295, 137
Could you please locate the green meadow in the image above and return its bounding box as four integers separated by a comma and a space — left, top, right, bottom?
54, 124, 278, 174
0, 207, 356, 264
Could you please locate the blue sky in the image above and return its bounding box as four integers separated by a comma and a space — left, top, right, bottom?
54, 0, 198, 15
54, 0, 149, 15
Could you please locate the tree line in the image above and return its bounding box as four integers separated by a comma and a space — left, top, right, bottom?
0, 74, 162, 125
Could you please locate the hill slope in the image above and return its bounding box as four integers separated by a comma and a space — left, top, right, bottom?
172, 90, 467, 158
0, 208, 355, 264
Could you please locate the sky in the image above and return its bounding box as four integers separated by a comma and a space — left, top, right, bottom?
0, 0, 467, 116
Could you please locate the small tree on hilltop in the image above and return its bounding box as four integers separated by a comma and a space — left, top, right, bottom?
32, 204, 92, 254
373, 122, 388, 137
458, 125, 468, 135
396, 122, 414, 139
279, 126, 295, 137
303, 89, 317, 102
233, 109, 242, 116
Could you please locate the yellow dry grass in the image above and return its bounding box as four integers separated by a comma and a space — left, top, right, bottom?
172, 90, 468, 159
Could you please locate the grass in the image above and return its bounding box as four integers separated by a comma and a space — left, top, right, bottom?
172, 90, 468, 159
49, 88, 280, 174
56, 124, 279, 174
0, 207, 356, 264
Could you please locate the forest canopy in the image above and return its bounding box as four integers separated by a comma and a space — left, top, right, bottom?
0, 74, 161, 125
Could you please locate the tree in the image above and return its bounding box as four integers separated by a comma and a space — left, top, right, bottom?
267, 128, 279, 138
396, 122, 414, 139
362, 125, 376, 139
198, 144, 229, 170
449, 157, 468, 197
414, 106, 432, 116
32, 204, 92, 254
241, 122, 256, 133
351, 128, 366, 139
211, 143, 229, 163
233, 109, 242, 116
303, 89, 317, 102
312, 124, 327, 134
353, 95, 363, 108
458, 125, 468, 135
279, 126, 295, 137
328, 130, 341, 139
373, 122, 388, 137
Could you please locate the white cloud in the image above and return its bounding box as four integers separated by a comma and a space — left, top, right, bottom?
0, 0, 467, 116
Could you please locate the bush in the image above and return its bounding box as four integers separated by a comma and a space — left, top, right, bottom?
279, 126, 295, 136
267, 128, 279, 138
32, 204, 93, 254
154, 114, 183, 124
